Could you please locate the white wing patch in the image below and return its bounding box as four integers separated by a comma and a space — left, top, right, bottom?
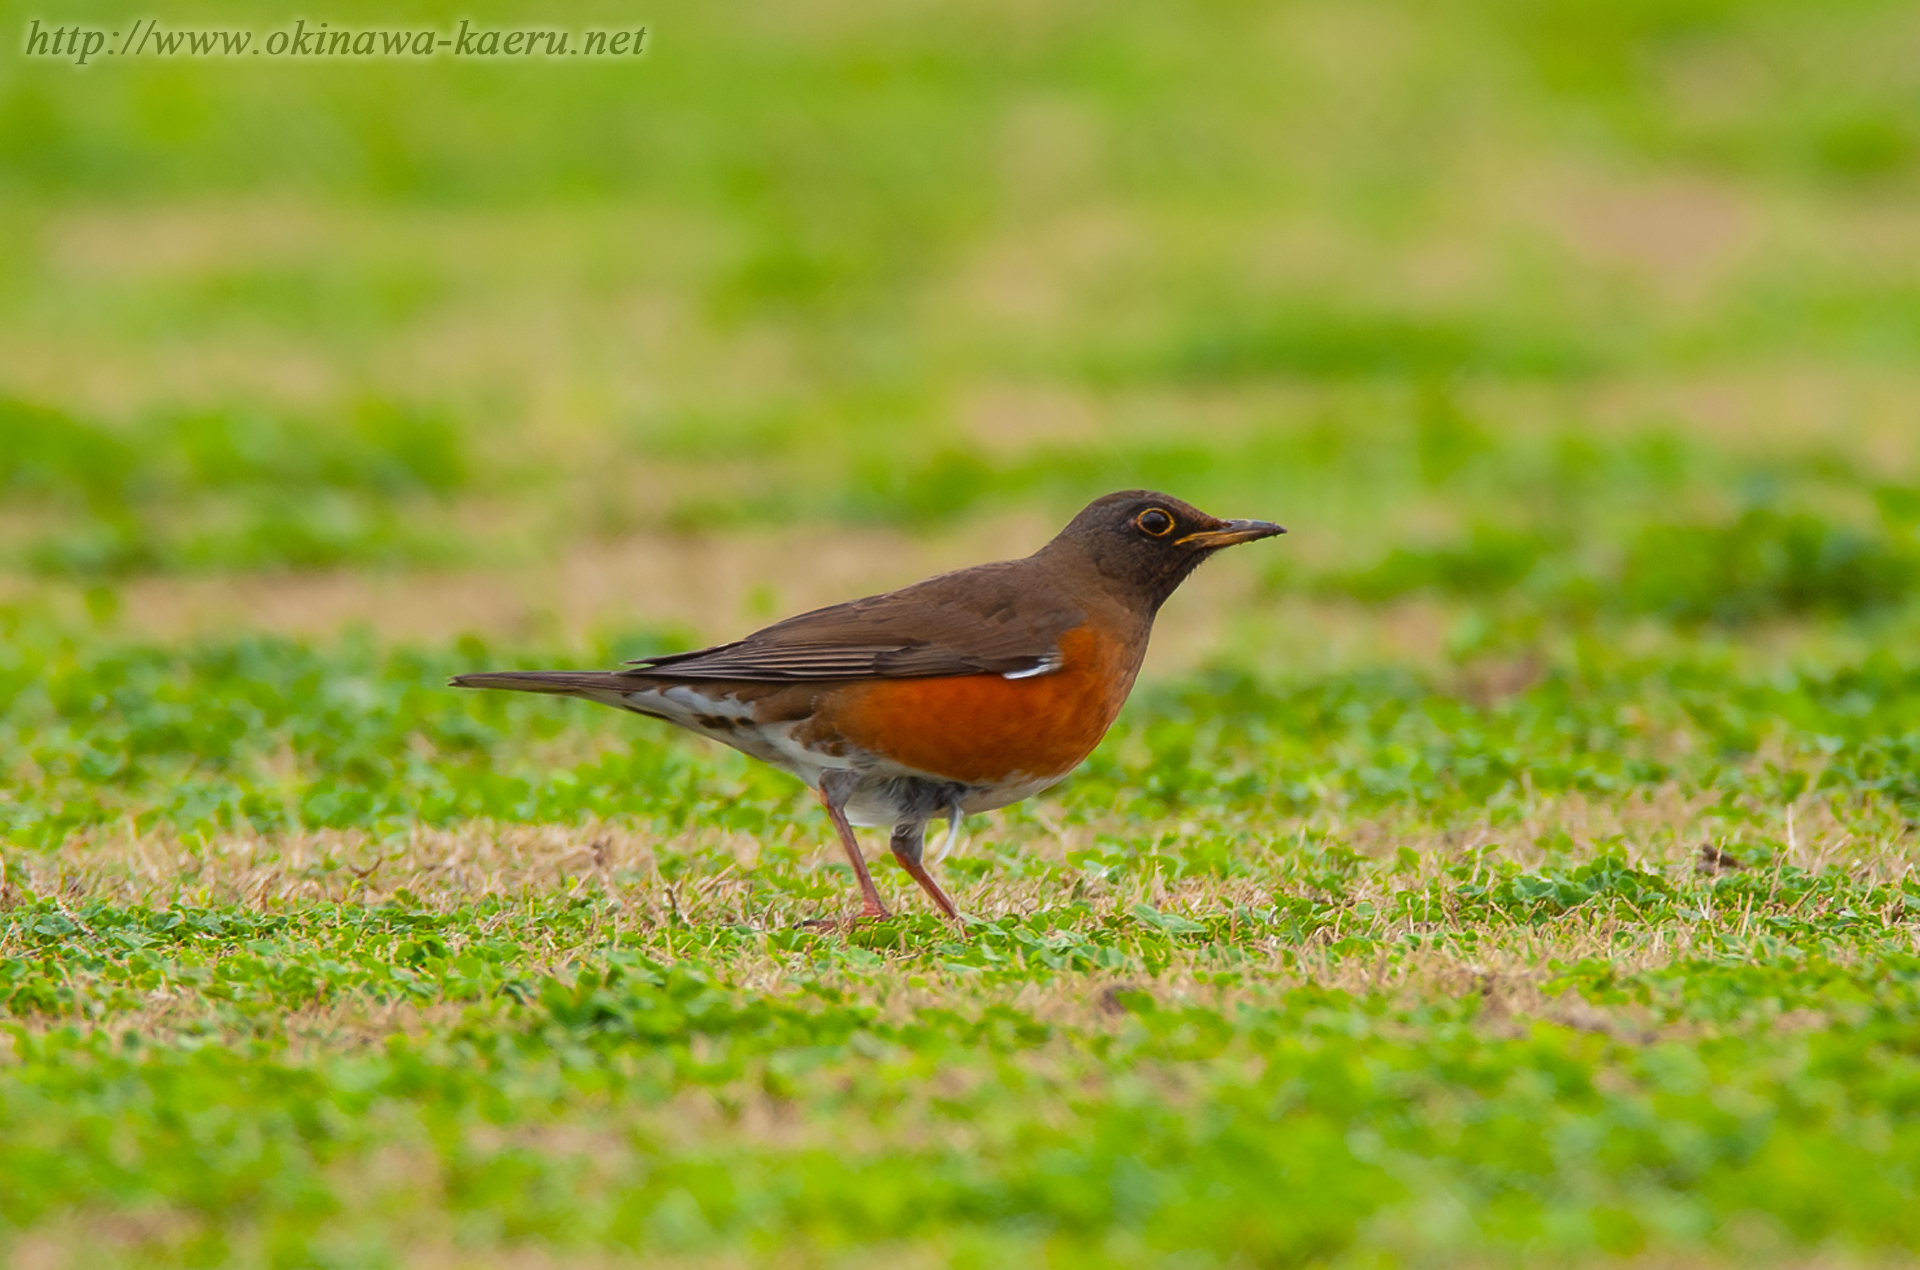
1001, 650, 1063, 681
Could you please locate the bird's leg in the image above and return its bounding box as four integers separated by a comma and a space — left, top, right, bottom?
889, 821, 961, 923
814, 769, 890, 923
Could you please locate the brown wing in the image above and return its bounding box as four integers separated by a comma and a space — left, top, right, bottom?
623, 559, 1078, 682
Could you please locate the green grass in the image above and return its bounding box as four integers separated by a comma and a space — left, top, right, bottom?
4, 612, 1920, 1267
5, 0, 1920, 569
3, 901, 1916, 1266
10, 612, 1920, 846
6, 0, 1920, 1264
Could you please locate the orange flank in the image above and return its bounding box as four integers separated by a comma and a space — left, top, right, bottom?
824, 626, 1140, 784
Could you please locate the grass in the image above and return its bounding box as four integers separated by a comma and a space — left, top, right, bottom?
3, 784, 1917, 1268
3, 611, 1919, 1267
5, 0, 1920, 1264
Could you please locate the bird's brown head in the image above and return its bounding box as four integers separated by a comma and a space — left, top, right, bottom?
1041, 490, 1285, 613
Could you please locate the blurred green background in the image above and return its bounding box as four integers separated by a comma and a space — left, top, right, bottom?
4, 0, 1920, 642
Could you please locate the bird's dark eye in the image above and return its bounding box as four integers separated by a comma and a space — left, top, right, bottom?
1136, 508, 1175, 537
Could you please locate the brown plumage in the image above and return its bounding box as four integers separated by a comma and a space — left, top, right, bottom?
452, 490, 1284, 923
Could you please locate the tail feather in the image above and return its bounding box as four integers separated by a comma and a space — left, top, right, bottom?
449, 670, 640, 701
454, 669, 785, 762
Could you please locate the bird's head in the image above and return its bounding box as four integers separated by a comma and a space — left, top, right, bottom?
1042, 490, 1286, 613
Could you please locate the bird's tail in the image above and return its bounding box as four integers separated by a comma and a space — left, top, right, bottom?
449, 670, 641, 705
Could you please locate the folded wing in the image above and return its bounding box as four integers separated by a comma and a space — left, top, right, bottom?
625, 560, 1075, 682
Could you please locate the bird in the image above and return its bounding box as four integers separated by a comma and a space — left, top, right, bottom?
451, 490, 1284, 923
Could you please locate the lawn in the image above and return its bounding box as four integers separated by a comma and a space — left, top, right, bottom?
3, 0, 1920, 1265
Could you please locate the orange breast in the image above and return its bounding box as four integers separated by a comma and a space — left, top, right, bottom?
819, 625, 1140, 785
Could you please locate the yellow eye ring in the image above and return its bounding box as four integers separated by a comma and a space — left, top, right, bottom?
1136, 508, 1175, 537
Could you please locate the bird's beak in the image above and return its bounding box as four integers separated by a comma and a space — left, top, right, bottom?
1177, 519, 1287, 549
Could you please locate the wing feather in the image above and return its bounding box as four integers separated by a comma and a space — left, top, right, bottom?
622, 560, 1075, 682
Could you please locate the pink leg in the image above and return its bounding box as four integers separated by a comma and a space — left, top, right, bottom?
894, 853, 960, 922
890, 821, 963, 924
815, 773, 889, 922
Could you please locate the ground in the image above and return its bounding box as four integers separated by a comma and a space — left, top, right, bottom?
3, 0, 1920, 1265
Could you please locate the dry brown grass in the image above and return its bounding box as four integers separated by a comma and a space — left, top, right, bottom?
9, 787, 1911, 1050
19, 783, 1909, 913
